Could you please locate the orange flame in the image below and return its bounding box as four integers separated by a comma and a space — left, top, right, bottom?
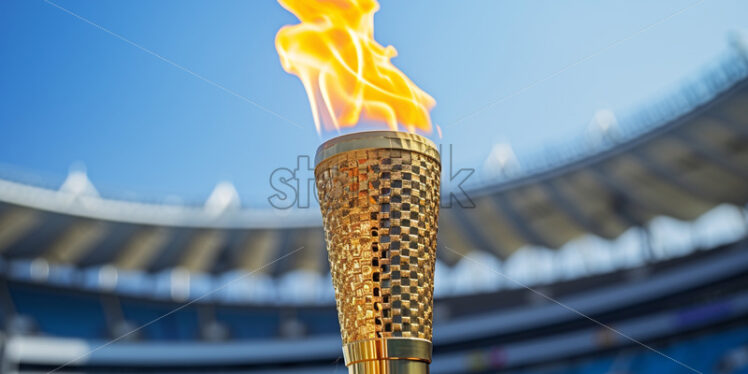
275, 0, 435, 134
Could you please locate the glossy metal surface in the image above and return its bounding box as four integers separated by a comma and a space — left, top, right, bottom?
315, 131, 440, 373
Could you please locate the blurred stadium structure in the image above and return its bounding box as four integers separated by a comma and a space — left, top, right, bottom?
0, 42, 747, 373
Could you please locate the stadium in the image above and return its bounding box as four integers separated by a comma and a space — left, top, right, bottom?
1, 1, 748, 374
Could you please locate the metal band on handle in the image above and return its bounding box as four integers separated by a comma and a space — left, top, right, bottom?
343, 338, 432, 366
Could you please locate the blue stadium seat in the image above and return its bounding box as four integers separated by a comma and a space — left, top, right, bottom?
8, 284, 106, 339
216, 308, 280, 339
296, 308, 339, 336
120, 300, 199, 341
513, 325, 748, 374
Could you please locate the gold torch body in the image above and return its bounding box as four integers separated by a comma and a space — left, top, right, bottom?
315, 131, 441, 373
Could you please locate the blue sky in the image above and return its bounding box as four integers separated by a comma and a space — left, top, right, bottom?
1, 0, 747, 207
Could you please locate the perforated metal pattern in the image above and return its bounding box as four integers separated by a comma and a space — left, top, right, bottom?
316, 146, 440, 344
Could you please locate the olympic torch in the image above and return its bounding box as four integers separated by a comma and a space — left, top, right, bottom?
315, 131, 440, 373
275, 0, 440, 370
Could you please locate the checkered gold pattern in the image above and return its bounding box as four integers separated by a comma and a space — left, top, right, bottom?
315, 132, 440, 345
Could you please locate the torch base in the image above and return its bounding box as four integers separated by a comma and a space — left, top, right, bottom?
347, 359, 429, 374
343, 338, 431, 374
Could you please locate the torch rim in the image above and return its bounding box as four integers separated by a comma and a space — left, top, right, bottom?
314, 131, 440, 167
